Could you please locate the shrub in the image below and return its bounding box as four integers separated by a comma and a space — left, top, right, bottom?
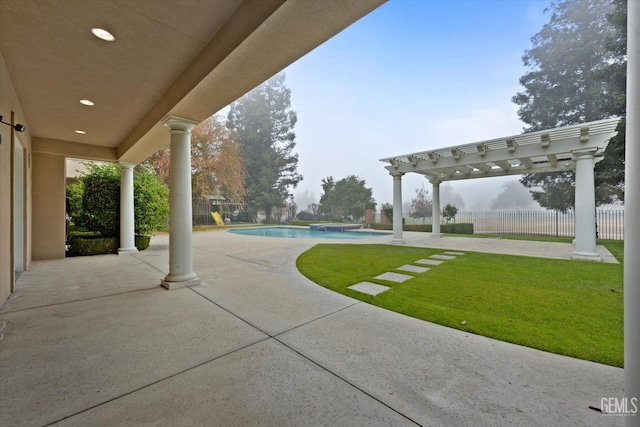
67, 236, 118, 256
66, 181, 86, 228
370, 222, 474, 234
135, 235, 151, 250
296, 211, 314, 221
444, 223, 473, 234
82, 163, 120, 237
134, 168, 169, 235
289, 220, 314, 226
66, 162, 169, 239
67, 234, 151, 256
442, 203, 459, 223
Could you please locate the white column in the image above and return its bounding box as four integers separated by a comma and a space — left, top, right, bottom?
571, 149, 600, 261
161, 116, 201, 290
431, 179, 442, 237
391, 172, 404, 244
626, 0, 640, 421
118, 162, 138, 255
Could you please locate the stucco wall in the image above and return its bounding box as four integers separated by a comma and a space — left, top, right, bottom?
32, 152, 65, 260
0, 52, 32, 305
0, 98, 11, 305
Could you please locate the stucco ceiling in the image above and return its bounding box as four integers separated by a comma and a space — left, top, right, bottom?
0, 0, 385, 163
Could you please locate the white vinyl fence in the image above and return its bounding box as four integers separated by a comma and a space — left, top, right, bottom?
401, 209, 624, 240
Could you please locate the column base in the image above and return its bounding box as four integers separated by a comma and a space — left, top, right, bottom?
430, 233, 443, 238
118, 247, 139, 255
391, 239, 406, 245
161, 276, 201, 290
571, 251, 602, 262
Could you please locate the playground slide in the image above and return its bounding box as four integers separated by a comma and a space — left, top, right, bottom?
211, 212, 224, 225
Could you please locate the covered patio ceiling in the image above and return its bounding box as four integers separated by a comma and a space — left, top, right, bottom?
0, 0, 385, 163
380, 118, 621, 182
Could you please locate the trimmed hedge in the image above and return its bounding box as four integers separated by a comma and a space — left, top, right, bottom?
68, 236, 118, 256
370, 222, 474, 235
289, 220, 311, 226
67, 234, 151, 256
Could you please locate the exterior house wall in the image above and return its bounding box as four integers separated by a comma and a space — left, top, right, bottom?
0, 52, 32, 305
32, 152, 66, 260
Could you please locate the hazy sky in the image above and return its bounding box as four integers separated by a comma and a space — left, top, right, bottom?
279, 0, 553, 211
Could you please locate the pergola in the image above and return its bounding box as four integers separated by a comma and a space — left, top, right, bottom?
380, 117, 621, 261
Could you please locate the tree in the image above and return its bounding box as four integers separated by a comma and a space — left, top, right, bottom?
319, 175, 376, 221
440, 184, 466, 210
227, 73, 302, 222
294, 190, 317, 215
409, 184, 432, 220
490, 180, 539, 210
442, 203, 458, 223
145, 115, 246, 204
191, 116, 246, 203
79, 162, 120, 236
594, 0, 626, 202
512, 0, 626, 207
134, 167, 170, 236
520, 173, 575, 213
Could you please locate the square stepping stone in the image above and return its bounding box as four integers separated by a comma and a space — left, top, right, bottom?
443, 251, 465, 256
397, 264, 430, 273
415, 259, 443, 266
430, 254, 456, 260
348, 282, 391, 296
374, 272, 414, 283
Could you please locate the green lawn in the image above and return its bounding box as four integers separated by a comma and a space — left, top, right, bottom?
296, 242, 623, 367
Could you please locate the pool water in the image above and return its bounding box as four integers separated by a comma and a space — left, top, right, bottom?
228, 227, 389, 240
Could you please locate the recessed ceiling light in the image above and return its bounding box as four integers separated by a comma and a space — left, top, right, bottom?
75, 130, 87, 134
79, 99, 95, 106
91, 27, 115, 42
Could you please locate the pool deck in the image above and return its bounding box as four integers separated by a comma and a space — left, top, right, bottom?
0, 231, 623, 426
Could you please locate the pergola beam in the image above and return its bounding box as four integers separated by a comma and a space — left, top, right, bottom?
381, 118, 620, 178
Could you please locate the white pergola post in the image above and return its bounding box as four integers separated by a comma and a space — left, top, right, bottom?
161, 116, 201, 290
626, 0, 640, 421
391, 172, 405, 244
430, 179, 442, 237
118, 162, 138, 255
572, 149, 600, 261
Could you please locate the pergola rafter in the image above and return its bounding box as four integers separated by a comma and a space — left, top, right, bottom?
381, 118, 620, 182
380, 117, 621, 261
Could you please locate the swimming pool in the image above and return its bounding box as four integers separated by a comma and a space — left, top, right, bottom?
228, 226, 390, 240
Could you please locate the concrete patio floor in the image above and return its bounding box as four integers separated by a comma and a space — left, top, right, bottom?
0, 230, 623, 426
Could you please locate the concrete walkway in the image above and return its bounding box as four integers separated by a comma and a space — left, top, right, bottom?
400, 232, 618, 263
0, 231, 623, 426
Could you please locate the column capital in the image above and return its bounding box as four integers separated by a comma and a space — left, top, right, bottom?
429, 178, 441, 185
571, 147, 599, 158
390, 172, 405, 179
162, 115, 199, 132
118, 161, 137, 169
